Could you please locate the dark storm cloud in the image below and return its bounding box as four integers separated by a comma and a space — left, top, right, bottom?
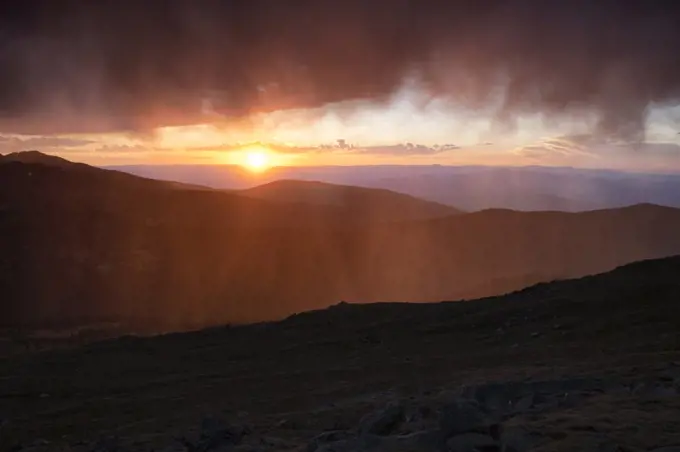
1, 0, 680, 139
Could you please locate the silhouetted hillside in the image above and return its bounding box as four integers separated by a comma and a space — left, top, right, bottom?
3, 154, 680, 332
2, 150, 75, 166
240, 179, 462, 220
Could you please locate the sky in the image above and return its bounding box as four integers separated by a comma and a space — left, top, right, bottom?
1, 0, 680, 171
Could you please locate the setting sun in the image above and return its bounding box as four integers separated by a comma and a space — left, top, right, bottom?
241, 147, 273, 173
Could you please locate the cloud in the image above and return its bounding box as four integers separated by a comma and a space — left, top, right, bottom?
317, 139, 460, 155
92, 144, 165, 154
352, 143, 459, 155
513, 134, 680, 166
180, 139, 461, 156
185, 142, 321, 155
0, 1, 679, 139
0, 134, 95, 153
513, 136, 598, 160
612, 141, 680, 158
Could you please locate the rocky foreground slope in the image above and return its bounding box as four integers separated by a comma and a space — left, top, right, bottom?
1, 256, 680, 451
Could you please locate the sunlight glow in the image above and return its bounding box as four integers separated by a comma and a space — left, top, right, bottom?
240, 146, 273, 172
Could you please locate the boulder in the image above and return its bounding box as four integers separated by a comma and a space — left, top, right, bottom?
446, 432, 498, 452
359, 431, 440, 452
177, 416, 248, 452
358, 403, 406, 436
499, 425, 535, 452
631, 383, 678, 399
307, 431, 353, 452
438, 399, 499, 440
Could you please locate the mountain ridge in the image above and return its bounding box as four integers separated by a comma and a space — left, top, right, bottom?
1, 150, 76, 166
240, 178, 464, 220
3, 153, 680, 332
108, 163, 680, 211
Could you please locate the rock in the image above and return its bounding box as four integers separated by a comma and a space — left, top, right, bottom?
597, 443, 639, 452
557, 391, 586, 408
632, 383, 678, 399
358, 403, 405, 436
400, 406, 439, 435
446, 433, 498, 452
604, 384, 630, 397
255, 436, 288, 447
13, 438, 53, 452
511, 394, 534, 414
314, 439, 357, 452
231, 446, 267, 452
461, 383, 517, 415
459, 381, 548, 416
543, 377, 599, 394
448, 377, 610, 419
438, 400, 498, 440
360, 431, 439, 452
311, 430, 440, 452
307, 431, 353, 452
177, 416, 248, 452
275, 418, 294, 429
157, 445, 187, 452
499, 426, 534, 452
91, 436, 122, 452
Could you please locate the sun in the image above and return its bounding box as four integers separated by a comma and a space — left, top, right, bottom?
241, 147, 273, 173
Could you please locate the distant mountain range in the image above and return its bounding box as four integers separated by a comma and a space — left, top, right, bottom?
109, 163, 680, 212
240, 179, 463, 220
3, 151, 680, 332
